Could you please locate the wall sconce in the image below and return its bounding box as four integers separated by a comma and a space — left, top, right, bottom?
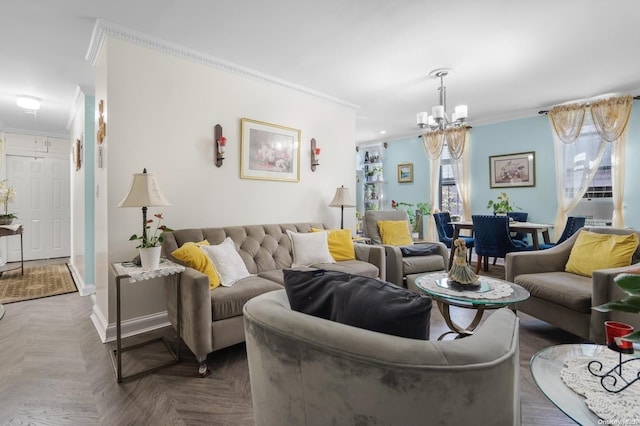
311, 138, 320, 172
215, 124, 226, 168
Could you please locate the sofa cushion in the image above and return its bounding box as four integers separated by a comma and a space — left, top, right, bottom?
311, 227, 356, 261
377, 220, 413, 246
287, 230, 335, 267
210, 275, 283, 320
402, 255, 445, 275
283, 269, 431, 339
565, 230, 639, 277
514, 271, 592, 313
201, 237, 251, 286
171, 240, 221, 289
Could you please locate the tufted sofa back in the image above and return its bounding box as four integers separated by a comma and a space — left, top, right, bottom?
163, 223, 326, 274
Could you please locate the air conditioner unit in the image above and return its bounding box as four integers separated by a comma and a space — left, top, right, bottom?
569, 198, 613, 226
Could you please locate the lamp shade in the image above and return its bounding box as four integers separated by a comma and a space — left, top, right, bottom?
329, 186, 355, 208
118, 171, 171, 208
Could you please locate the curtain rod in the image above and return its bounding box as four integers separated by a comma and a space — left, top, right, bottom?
538, 95, 640, 116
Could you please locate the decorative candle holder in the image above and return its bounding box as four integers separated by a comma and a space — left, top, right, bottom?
587, 321, 639, 393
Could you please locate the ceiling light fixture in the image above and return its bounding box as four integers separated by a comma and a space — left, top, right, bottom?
16, 95, 41, 111
416, 69, 468, 131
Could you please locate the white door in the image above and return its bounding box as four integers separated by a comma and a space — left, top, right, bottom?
5, 155, 71, 261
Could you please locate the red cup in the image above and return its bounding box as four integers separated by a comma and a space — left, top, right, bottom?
604, 321, 634, 353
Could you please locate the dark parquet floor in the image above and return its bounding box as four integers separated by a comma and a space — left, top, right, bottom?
0, 263, 588, 425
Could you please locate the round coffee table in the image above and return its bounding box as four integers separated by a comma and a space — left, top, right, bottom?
414, 272, 530, 340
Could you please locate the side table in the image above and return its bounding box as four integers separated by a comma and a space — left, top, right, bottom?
110, 259, 185, 383
0, 224, 24, 276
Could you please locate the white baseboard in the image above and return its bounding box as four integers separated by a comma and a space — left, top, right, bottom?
90, 302, 171, 343
68, 263, 96, 296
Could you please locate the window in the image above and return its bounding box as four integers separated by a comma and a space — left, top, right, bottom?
439, 144, 461, 215
565, 112, 613, 225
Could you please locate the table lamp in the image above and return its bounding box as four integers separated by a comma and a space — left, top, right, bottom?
329, 185, 355, 229
118, 168, 171, 263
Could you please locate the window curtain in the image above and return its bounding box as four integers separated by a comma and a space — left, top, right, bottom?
423, 132, 444, 241
445, 128, 472, 221
549, 96, 632, 237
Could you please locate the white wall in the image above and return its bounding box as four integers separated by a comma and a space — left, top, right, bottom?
92, 37, 356, 332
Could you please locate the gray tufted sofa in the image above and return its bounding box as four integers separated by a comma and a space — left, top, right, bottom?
244, 290, 521, 426
162, 222, 385, 375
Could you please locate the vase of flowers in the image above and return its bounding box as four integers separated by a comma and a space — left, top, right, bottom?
129, 213, 173, 270
0, 180, 17, 225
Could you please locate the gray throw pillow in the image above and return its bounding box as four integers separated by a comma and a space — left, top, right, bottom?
283, 269, 432, 340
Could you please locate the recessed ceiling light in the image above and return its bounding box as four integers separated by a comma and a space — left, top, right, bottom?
16, 96, 41, 110
380, 130, 386, 134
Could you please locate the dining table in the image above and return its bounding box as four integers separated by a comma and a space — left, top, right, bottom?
448, 220, 552, 268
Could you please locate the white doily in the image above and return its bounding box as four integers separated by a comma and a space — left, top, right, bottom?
416, 272, 514, 300
561, 351, 640, 423
113, 259, 185, 283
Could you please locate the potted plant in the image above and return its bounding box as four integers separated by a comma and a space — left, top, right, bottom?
0, 180, 17, 225
129, 213, 173, 270
593, 272, 640, 344
392, 200, 432, 237
486, 192, 519, 214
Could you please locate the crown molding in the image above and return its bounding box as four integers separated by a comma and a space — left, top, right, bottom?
85, 19, 358, 110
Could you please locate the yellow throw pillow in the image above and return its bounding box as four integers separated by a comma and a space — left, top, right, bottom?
565, 231, 639, 277
171, 240, 221, 289
377, 220, 413, 246
311, 228, 356, 261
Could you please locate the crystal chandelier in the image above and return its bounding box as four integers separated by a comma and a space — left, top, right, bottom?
416, 69, 468, 131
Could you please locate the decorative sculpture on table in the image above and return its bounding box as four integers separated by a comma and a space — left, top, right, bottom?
448, 238, 479, 285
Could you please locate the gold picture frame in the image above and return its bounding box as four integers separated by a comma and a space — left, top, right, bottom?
489, 151, 535, 188
241, 118, 301, 182
398, 163, 413, 183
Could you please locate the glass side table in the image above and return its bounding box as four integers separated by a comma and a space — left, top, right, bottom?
110, 259, 185, 383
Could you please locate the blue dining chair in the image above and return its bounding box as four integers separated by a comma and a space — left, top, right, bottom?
539, 216, 586, 249
507, 211, 528, 242
433, 212, 474, 262
472, 215, 532, 274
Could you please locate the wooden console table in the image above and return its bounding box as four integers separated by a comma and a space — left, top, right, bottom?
0, 225, 24, 276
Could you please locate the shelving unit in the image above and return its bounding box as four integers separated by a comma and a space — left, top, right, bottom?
361, 145, 384, 212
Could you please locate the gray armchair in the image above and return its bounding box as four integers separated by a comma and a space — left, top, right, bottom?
244, 290, 521, 426
506, 227, 640, 343
363, 210, 447, 286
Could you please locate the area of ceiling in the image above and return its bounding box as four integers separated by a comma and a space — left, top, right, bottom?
1, 1, 639, 144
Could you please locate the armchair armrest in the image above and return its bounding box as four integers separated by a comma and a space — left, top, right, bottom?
590, 263, 640, 343
164, 267, 213, 359
354, 244, 386, 281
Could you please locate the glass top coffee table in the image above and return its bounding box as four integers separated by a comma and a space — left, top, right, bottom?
530, 344, 611, 425
414, 272, 530, 340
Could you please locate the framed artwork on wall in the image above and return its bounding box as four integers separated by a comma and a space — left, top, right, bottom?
241, 118, 301, 182
489, 151, 535, 188
397, 163, 413, 183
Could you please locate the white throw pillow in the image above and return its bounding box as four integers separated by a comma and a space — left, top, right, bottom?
200, 237, 251, 287
287, 230, 335, 267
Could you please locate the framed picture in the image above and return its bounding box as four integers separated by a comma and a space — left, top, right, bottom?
489, 151, 535, 188
397, 163, 413, 183
241, 118, 301, 182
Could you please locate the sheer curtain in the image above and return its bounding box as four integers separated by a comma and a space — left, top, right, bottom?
423, 132, 444, 241
445, 128, 472, 221
549, 96, 632, 236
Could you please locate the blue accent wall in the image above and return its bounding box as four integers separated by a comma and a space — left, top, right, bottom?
84, 95, 95, 284
381, 103, 640, 230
